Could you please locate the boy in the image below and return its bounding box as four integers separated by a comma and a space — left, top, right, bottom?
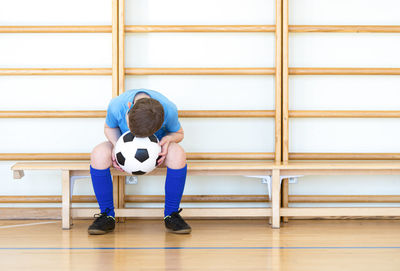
88, 89, 191, 235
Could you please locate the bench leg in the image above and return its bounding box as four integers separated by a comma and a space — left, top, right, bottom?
282, 178, 289, 223
118, 176, 126, 223
62, 170, 71, 230
271, 169, 281, 229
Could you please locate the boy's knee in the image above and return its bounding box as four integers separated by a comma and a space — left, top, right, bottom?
91, 142, 113, 169
165, 143, 186, 169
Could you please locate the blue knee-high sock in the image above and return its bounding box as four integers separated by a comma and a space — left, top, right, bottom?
164, 164, 187, 217
90, 166, 115, 217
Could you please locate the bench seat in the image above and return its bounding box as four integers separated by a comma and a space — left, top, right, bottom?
11, 160, 279, 229
11, 160, 400, 229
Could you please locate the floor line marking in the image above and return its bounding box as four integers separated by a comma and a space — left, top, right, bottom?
0, 221, 56, 229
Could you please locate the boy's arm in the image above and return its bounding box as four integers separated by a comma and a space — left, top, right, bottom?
104, 123, 121, 146
157, 127, 184, 165
104, 123, 124, 171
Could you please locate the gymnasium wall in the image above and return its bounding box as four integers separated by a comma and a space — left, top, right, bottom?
1, 0, 399, 209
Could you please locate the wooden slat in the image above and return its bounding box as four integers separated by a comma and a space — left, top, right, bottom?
5, 195, 400, 204
290, 153, 400, 160
73, 208, 272, 218
179, 110, 274, 118
112, 0, 119, 98
290, 68, 400, 75
281, 207, 400, 217
125, 68, 276, 75
279, 161, 400, 170
125, 25, 275, 32
0, 110, 274, 118
0, 26, 112, 33
0, 152, 274, 161
0, 195, 270, 203
290, 25, 400, 33
0, 111, 106, 118
12, 161, 276, 171
290, 195, 400, 203
118, 0, 125, 95
275, 0, 283, 163
290, 110, 400, 118
282, 0, 289, 162
0, 68, 112, 76
0, 68, 275, 76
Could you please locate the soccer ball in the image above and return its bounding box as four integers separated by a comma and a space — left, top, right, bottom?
113, 131, 161, 175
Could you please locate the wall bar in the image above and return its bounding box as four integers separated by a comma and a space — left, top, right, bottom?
275, 0, 283, 162
0, 26, 112, 33
0, 68, 112, 76
290, 25, 400, 33
290, 68, 400, 75
290, 153, 400, 160
0, 110, 274, 118
125, 68, 276, 75
0, 152, 274, 161
3, 195, 400, 204
125, 25, 275, 33
290, 110, 400, 118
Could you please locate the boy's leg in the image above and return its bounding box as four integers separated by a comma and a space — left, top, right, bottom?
88, 141, 116, 235
163, 142, 191, 234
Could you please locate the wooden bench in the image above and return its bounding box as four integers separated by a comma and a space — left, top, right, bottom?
12, 161, 279, 229
13, 160, 400, 230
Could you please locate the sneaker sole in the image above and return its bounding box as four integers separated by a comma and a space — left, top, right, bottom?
166, 228, 192, 234
88, 228, 114, 235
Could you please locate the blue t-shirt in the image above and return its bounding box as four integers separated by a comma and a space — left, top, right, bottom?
105, 89, 181, 139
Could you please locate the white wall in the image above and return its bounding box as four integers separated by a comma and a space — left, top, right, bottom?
1, 0, 400, 209
289, 0, 400, 205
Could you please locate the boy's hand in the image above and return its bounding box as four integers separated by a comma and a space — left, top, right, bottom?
157, 135, 172, 166
112, 149, 125, 172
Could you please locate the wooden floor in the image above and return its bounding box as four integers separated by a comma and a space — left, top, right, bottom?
1, 219, 400, 271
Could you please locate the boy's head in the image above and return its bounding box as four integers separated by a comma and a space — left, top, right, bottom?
127, 96, 164, 137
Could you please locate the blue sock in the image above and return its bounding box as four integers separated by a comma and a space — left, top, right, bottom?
90, 166, 115, 217
164, 164, 187, 217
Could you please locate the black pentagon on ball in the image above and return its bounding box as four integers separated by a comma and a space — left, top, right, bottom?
132, 170, 146, 175
123, 132, 135, 143
135, 148, 149, 163
116, 152, 126, 166
148, 134, 158, 143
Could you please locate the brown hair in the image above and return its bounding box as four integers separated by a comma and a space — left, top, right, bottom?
128, 98, 164, 137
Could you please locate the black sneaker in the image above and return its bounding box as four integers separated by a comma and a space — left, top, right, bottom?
164, 209, 192, 234
88, 211, 115, 235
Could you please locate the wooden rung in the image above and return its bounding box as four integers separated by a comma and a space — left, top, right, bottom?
290, 110, 400, 118
126, 25, 276, 33
290, 25, 400, 33
125, 68, 276, 75
72, 208, 272, 218
290, 153, 400, 160
179, 110, 275, 118
0, 68, 112, 76
0, 110, 275, 119
1, 152, 274, 161
0, 111, 106, 118
281, 207, 400, 217
0, 26, 112, 33
290, 68, 400, 75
